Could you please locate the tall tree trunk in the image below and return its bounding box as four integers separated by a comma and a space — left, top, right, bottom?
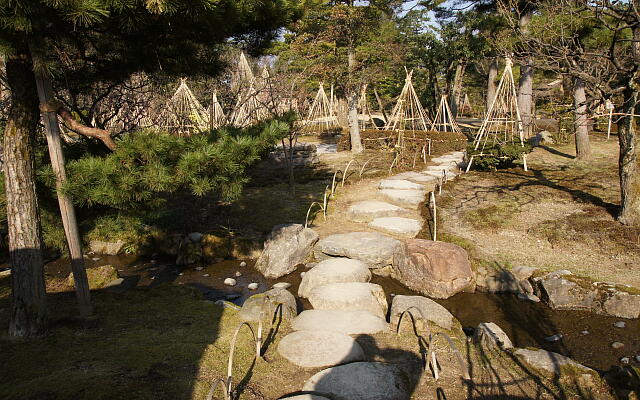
617, 23, 640, 226
4, 51, 47, 337
347, 44, 363, 153
450, 60, 466, 117
518, 12, 534, 138
32, 57, 93, 317
572, 77, 591, 159
487, 57, 498, 111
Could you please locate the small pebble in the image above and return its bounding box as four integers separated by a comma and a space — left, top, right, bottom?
150, 276, 156, 280
203, 274, 209, 277
247, 282, 259, 290
635, 355, 640, 363
239, 261, 247, 267
235, 271, 242, 277
273, 282, 291, 289
224, 278, 237, 286
179, 273, 184, 276
300, 272, 306, 277
92, 257, 100, 261
390, 293, 396, 297
581, 330, 589, 335
614, 321, 626, 328
150, 260, 157, 264
612, 342, 625, 349
195, 267, 203, 271
545, 334, 563, 342
621, 357, 630, 364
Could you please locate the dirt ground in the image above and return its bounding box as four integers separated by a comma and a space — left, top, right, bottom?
437, 136, 640, 288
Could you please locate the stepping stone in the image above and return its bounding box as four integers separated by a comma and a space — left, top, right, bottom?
302, 362, 411, 400
298, 258, 371, 298
378, 179, 425, 191
279, 395, 330, 400
422, 169, 459, 179
308, 282, 388, 319
369, 217, 422, 237
292, 309, 389, 335
392, 172, 438, 185
348, 201, 407, 222
378, 189, 425, 209
431, 155, 463, 164
425, 164, 459, 173
278, 330, 365, 368
315, 232, 402, 269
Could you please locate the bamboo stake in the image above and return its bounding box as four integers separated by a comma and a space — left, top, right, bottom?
430, 192, 437, 241
34, 68, 93, 317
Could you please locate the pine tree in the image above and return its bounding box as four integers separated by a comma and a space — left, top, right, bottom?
0, 0, 302, 337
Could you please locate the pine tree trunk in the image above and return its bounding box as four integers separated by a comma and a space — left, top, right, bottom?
4, 52, 47, 337
347, 44, 363, 153
617, 23, 640, 226
573, 77, 591, 159
518, 12, 534, 138
33, 65, 93, 317
450, 60, 466, 117
487, 57, 498, 111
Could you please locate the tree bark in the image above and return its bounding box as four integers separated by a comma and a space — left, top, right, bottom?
572, 77, 591, 159
518, 12, 535, 138
487, 57, 498, 112
450, 60, 466, 117
617, 22, 640, 226
4, 52, 47, 337
347, 44, 363, 153
33, 67, 93, 317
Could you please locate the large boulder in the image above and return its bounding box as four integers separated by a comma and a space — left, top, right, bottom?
255, 224, 319, 279
391, 239, 474, 299
603, 290, 640, 319
238, 287, 298, 323
302, 362, 411, 400
292, 310, 389, 335
314, 232, 402, 275
308, 282, 388, 319
390, 295, 457, 331
537, 275, 596, 311
277, 330, 365, 368
475, 264, 522, 293
89, 240, 126, 255
298, 258, 371, 298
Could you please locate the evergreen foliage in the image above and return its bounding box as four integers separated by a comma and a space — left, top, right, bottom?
466, 142, 533, 171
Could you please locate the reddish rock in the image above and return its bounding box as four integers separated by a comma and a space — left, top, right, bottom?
392, 239, 474, 299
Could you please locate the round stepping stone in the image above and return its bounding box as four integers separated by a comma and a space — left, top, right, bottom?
369, 217, 422, 237
378, 179, 425, 191
302, 362, 411, 400
308, 282, 388, 319
392, 172, 438, 184
278, 331, 365, 368
314, 232, 402, 269
390, 295, 456, 330
378, 189, 425, 209
292, 309, 389, 334
299, 258, 371, 298
347, 201, 407, 222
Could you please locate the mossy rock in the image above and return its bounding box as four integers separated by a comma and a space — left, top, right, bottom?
67, 265, 119, 290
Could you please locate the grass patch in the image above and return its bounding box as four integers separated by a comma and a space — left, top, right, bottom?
463, 200, 521, 231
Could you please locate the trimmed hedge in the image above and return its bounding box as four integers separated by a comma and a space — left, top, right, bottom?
337, 129, 468, 154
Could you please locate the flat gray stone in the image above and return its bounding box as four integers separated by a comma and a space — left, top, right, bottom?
514, 348, 594, 375
392, 172, 438, 185
292, 309, 389, 335
474, 322, 513, 350
390, 295, 456, 330
277, 330, 365, 368
315, 232, 402, 269
302, 362, 411, 400
378, 179, 425, 191
308, 282, 388, 319
369, 217, 422, 237
348, 201, 407, 222
378, 189, 425, 209
298, 258, 371, 298
255, 224, 319, 279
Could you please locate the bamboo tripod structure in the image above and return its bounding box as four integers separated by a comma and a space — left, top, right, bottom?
303, 83, 340, 133
158, 78, 210, 135
431, 95, 462, 133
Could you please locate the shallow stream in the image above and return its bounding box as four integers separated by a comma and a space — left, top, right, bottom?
44, 254, 640, 373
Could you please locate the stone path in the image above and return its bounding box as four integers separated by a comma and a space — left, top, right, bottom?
274, 150, 467, 399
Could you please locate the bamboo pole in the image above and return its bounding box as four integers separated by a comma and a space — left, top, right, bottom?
34, 70, 93, 317
430, 192, 437, 241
